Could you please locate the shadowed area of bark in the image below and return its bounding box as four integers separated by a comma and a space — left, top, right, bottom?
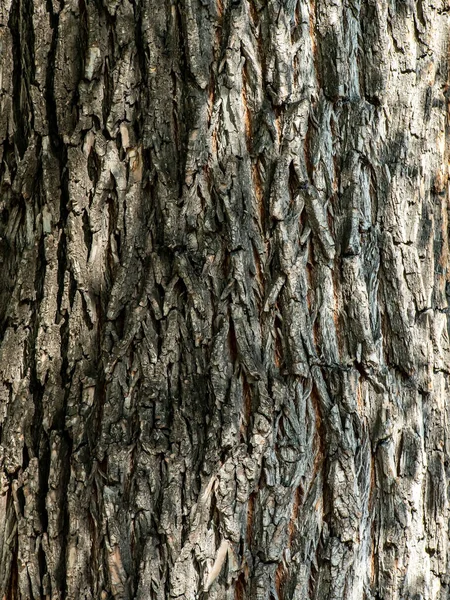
0, 0, 449, 598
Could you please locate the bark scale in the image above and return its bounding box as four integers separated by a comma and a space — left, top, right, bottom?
0, 0, 449, 598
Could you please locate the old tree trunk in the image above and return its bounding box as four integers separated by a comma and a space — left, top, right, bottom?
0, 0, 449, 597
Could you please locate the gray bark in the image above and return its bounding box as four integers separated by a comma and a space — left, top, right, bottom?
0, 0, 449, 598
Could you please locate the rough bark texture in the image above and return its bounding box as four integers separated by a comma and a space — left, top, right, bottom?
0, 0, 449, 598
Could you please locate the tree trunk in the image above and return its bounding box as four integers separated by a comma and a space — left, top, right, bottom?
0, 0, 449, 598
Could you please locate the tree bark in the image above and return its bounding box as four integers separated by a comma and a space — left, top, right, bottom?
0, 0, 449, 598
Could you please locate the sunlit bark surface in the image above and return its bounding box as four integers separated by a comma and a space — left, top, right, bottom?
0, 0, 449, 598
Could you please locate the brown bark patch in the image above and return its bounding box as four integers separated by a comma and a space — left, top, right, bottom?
304, 126, 314, 181
235, 572, 246, 600
310, 385, 325, 482
356, 379, 363, 412
274, 310, 284, 369
252, 161, 265, 227
309, 0, 320, 87
242, 67, 252, 145
275, 561, 287, 598
246, 492, 256, 543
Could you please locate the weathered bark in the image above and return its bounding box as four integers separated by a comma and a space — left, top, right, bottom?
0, 0, 449, 598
